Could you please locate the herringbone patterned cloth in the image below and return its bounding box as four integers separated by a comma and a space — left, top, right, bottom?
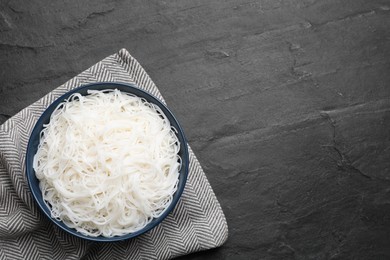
0, 49, 228, 260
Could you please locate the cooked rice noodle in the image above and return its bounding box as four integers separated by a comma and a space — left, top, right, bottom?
33, 89, 181, 237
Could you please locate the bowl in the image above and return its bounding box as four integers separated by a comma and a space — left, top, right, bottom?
25, 82, 189, 242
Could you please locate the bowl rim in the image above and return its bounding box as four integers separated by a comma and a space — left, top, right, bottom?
25, 82, 189, 242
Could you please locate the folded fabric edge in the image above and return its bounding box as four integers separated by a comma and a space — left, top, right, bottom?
0, 48, 229, 249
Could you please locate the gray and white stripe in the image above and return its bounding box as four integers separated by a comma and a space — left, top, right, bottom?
0, 49, 228, 260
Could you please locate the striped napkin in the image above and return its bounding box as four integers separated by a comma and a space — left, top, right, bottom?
0, 49, 228, 260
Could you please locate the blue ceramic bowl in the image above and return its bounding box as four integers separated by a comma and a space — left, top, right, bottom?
26, 82, 189, 242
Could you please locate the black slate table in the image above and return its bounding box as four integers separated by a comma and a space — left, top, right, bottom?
1, 0, 389, 259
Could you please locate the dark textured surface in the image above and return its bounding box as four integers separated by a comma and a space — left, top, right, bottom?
1, 0, 390, 259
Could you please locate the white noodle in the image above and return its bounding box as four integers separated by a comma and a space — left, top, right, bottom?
33, 89, 181, 237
